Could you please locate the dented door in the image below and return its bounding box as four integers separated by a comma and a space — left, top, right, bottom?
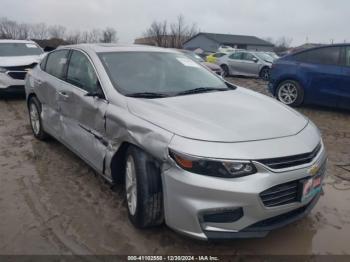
58, 50, 108, 173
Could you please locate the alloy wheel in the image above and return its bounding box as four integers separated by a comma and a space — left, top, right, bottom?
278, 82, 298, 105
29, 103, 40, 135
261, 68, 270, 81
125, 155, 137, 216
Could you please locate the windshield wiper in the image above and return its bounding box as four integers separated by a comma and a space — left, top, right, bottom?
126, 92, 169, 98
175, 87, 230, 96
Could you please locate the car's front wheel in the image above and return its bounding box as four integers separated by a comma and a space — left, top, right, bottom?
221, 65, 229, 77
276, 80, 304, 107
124, 145, 164, 228
260, 67, 270, 81
28, 96, 49, 140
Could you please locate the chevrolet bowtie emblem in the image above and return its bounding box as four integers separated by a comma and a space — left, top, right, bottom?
309, 164, 320, 176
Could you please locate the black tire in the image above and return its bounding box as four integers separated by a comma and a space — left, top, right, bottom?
28, 96, 49, 140
124, 145, 163, 228
221, 64, 229, 77
260, 67, 270, 81
276, 80, 304, 107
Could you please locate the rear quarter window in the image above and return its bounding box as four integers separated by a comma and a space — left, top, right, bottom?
346, 47, 350, 66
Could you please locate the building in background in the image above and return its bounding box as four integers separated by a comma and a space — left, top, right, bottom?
183, 32, 274, 53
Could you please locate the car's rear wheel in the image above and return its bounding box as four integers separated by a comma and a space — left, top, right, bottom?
28, 96, 49, 140
221, 65, 229, 77
260, 67, 270, 81
276, 80, 304, 107
124, 145, 164, 228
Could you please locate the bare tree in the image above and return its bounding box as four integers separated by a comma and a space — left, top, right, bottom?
100, 27, 118, 43
144, 20, 168, 47
263, 36, 293, 53
30, 23, 48, 40
275, 36, 293, 49
0, 16, 118, 46
0, 18, 19, 39
169, 15, 199, 48
143, 15, 198, 48
48, 25, 66, 39
66, 30, 82, 44
18, 23, 31, 39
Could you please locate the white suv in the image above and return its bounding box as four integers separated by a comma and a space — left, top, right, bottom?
0, 40, 44, 94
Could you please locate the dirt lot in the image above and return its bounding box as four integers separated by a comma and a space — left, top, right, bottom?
0, 78, 349, 255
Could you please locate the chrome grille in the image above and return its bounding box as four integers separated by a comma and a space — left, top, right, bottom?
257, 143, 321, 169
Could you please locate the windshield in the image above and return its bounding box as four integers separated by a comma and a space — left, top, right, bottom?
98, 52, 228, 96
255, 52, 274, 62
0, 43, 43, 57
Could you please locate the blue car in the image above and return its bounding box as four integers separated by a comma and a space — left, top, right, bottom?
268, 44, 350, 110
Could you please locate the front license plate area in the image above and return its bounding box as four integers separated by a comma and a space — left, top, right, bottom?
299, 176, 322, 202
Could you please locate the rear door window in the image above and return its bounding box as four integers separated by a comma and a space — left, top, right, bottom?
229, 52, 243, 60
294, 47, 341, 66
45, 50, 70, 80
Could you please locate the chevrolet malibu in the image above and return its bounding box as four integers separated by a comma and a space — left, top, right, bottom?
25, 44, 327, 240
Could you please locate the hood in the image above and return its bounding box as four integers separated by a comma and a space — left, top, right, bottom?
202, 62, 221, 71
0, 55, 42, 67
127, 87, 308, 142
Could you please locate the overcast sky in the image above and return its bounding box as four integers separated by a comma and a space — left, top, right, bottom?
1, 0, 349, 46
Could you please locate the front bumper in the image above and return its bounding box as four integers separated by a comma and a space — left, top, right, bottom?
0, 72, 25, 91
162, 139, 327, 240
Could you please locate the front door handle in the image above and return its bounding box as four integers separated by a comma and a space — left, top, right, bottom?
58, 91, 69, 99
34, 79, 43, 85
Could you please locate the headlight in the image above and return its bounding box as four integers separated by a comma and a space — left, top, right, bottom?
169, 150, 257, 178
0, 67, 7, 73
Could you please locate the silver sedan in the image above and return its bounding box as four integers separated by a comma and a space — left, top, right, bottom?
218, 50, 273, 80
25, 44, 327, 240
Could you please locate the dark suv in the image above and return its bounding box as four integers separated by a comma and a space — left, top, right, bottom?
268, 44, 350, 110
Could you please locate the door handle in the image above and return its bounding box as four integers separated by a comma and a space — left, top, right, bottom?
34, 79, 42, 85
58, 91, 69, 99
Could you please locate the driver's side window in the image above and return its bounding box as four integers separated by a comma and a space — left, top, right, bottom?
67, 50, 98, 92
243, 53, 256, 61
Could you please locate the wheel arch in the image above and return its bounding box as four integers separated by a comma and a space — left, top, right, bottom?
273, 75, 304, 96
27, 92, 38, 108
109, 141, 163, 185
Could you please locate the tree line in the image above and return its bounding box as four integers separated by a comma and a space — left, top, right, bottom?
0, 17, 118, 44
143, 15, 199, 49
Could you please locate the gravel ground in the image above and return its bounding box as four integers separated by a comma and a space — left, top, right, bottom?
0, 78, 349, 255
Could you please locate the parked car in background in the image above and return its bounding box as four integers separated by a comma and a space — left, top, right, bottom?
25, 44, 326, 240
218, 45, 236, 53
206, 52, 226, 63
265, 52, 280, 61
268, 44, 350, 110
0, 40, 44, 94
219, 50, 273, 80
179, 49, 223, 76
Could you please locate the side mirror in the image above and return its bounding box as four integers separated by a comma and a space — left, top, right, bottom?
252, 57, 258, 63
85, 82, 105, 99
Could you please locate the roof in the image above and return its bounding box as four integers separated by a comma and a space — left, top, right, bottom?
58, 43, 179, 53
184, 33, 274, 47
0, 39, 36, 44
